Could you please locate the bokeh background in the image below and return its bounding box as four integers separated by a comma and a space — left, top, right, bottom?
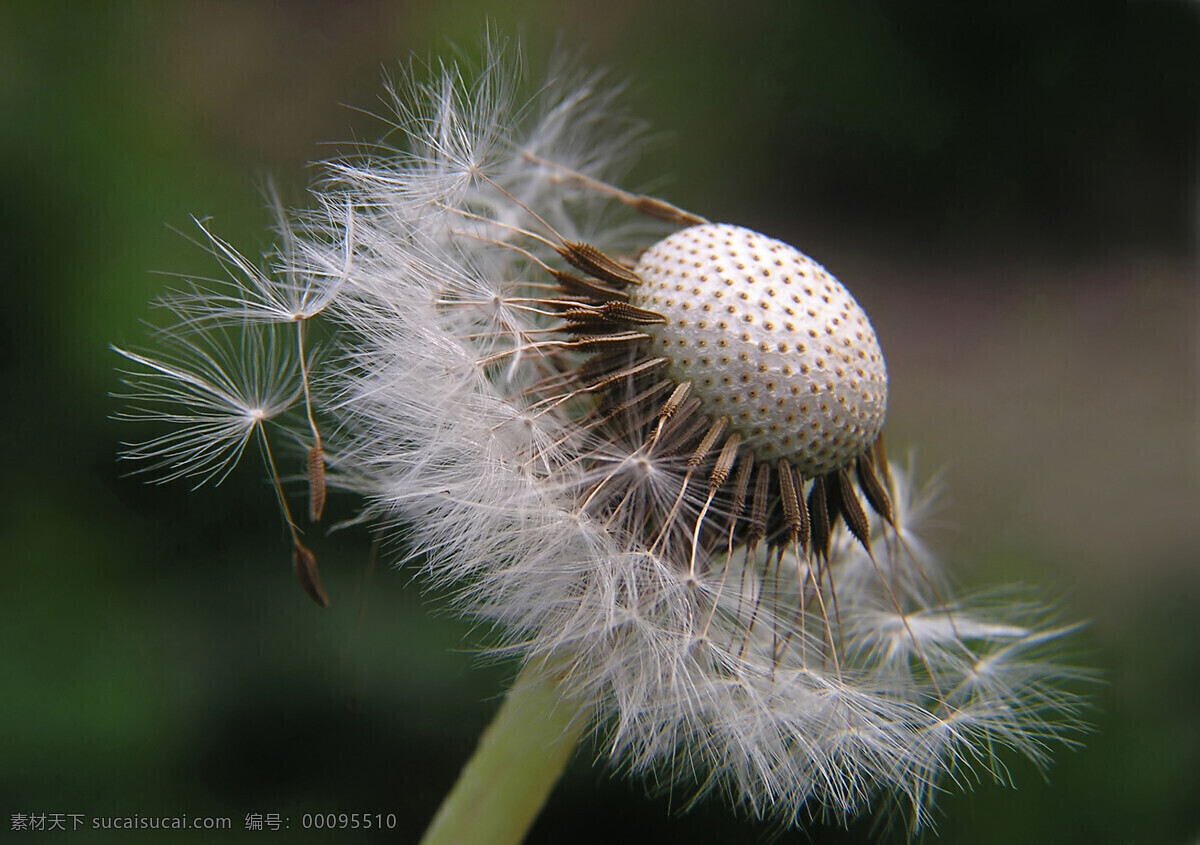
3, 1, 1198, 842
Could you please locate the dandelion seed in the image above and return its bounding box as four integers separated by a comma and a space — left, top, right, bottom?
292, 540, 329, 608
115, 32, 1088, 840
307, 441, 327, 522
115, 249, 333, 606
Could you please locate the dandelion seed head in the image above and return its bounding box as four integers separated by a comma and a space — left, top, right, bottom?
309, 43, 1087, 828
115, 33, 1089, 837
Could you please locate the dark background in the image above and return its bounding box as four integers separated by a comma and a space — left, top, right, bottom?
3, 1, 1198, 842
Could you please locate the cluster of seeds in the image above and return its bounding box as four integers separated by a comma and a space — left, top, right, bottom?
526, 211, 894, 567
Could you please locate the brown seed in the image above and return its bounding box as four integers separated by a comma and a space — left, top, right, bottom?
307, 443, 326, 523
293, 541, 329, 608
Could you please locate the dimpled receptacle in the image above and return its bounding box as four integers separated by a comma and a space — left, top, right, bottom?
631, 223, 887, 476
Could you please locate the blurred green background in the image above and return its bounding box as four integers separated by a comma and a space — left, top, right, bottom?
3, 1, 1198, 842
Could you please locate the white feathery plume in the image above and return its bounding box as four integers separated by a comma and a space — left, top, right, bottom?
113, 321, 302, 488
114, 34, 1087, 838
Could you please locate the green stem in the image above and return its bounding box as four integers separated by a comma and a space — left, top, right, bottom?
420, 660, 587, 845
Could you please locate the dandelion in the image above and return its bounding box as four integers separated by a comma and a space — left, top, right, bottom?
114, 33, 1087, 841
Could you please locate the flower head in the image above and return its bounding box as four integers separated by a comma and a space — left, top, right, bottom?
115, 35, 1086, 835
